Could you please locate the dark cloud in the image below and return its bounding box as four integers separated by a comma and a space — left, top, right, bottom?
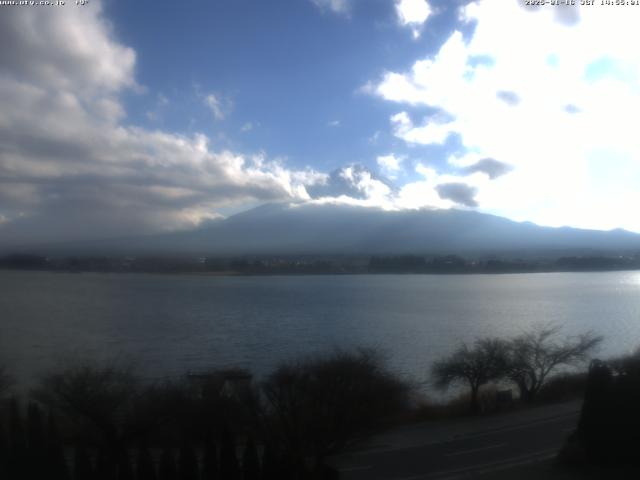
435, 182, 478, 207
462, 158, 513, 179
496, 90, 521, 106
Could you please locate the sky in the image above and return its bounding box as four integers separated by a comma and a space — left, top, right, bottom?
1, 0, 640, 246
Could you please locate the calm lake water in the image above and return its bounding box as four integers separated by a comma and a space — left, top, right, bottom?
2, 270, 640, 391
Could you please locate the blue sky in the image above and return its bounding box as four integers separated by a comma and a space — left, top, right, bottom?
1, 0, 639, 245
112, 0, 468, 175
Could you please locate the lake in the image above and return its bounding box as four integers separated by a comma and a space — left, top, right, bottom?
2, 270, 640, 392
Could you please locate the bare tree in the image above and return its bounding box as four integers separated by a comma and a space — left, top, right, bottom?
431, 338, 508, 414
506, 324, 602, 403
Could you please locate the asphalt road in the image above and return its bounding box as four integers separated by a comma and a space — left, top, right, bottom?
333, 401, 582, 480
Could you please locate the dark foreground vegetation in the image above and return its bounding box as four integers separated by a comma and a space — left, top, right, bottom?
2, 252, 640, 275
0, 325, 623, 479
0, 350, 409, 480
559, 349, 640, 473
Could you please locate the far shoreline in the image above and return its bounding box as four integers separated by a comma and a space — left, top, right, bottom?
2, 265, 640, 277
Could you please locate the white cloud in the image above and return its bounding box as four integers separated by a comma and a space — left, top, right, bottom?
391, 111, 455, 145
306, 162, 480, 212
241, 122, 254, 132
395, 163, 486, 210
377, 154, 404, 179
306, 164, 395, 206
396, 0, 432, 38
373, 30, 469, 107
0, 1, 136, 97
204, 93, 226, 120
328, 119, 341, 127
369, 0, 640, 232
339, 166, 393, 204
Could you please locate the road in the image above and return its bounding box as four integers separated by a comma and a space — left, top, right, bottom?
332, 400, 582, 480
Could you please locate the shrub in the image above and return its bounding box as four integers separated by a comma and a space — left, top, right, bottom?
262, 348, 411, 472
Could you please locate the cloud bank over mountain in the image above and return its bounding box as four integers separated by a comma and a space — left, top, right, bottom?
39, 202, 640, 257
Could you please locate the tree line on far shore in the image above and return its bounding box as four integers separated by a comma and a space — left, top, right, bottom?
0, 324, 603, 480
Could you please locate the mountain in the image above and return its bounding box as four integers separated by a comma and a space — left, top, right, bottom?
31, 203, 640, 257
